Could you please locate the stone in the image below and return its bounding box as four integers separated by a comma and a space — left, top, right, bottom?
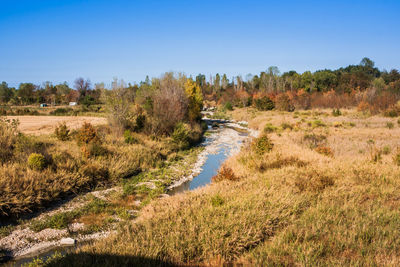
60, 238, 76, 245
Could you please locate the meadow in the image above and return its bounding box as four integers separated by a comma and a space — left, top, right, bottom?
42, 107, 400, 266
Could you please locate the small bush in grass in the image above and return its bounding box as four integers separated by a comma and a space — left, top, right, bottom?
76, 122, 100, 146
212, 165, 238, 182
79, 163, 109, 186
332, 108, 342, 117
171, 122, 190, 150
303, 133, 327, 149
384, 108, 398, 118
386, 122, 394, 129
28, 153, 47, 171
275, 93, 295, 112
315, 146, 334, 157
211, 194, 224, 207
81, 143, 108, 158
254, 96, 274, 111
252, 135, 274, 155
124, 130, 138, 144
382, 145, 391, 155
281, 122, 293, 130
223, 101, 233, 111
263, 123, 277, 133
54, 122, 70, 141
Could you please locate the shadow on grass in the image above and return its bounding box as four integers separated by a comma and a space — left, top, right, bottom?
46, 252, 178, 267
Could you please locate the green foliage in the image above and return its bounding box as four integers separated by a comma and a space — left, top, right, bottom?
124, 130, 139, 144
224, 101, 233, 111
54, 122, 70, 141
171, 122, 190, 150
386, 122, 394, 129
185, 79, 203, 122
281, 122, 293, 130
382, 145, 391, 155
332, 108, 342, 116
50, 108, 74, 116
263, 123, 278, 133
254, 96, 274, 111
211, 194, 224, 207
28, 153, 47, 171
252, 135, 274, 155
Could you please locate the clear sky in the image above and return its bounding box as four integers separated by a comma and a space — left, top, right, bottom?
1, 0, 399, 87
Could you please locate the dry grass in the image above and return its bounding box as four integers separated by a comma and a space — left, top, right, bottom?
28, 108, 400, 266
6, 116, 107, 135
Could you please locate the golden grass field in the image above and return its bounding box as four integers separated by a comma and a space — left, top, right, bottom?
47, 107, 400, 266
6, 116, 107, 135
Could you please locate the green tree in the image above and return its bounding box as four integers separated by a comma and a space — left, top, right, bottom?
0, 82, 14, 103
185, 79, 203, 122
18, 83, 36, 104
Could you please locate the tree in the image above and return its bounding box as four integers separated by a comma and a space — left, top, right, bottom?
360, 57, 375, 68
74, 77, 92, 102
17, 83, 36, 104
184, 79, 203, 122
0, 82, 14, 103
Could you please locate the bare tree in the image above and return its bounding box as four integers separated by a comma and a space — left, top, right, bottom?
74, 77, 92, 98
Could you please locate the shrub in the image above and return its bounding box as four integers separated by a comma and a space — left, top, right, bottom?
79, 163, 109, 187
124, 130, 139, 144
54, 122, 70, 141
81, 143, 108, 158
212, 165, 238, 182
254, 96, 274, 111
275, 93, 295, 112
281, 122, 293, 130
252, 135, 274, 155
223, 101, 233, 111
303, 133, 327, 149
28, 153, 47, 171
76, 122, 100, 146
386, 122, 394, 129
210, 194, 224, 207
315, 146, 334, 157
263, 123, 278, 133
171, 122, 190, 150
382, 145, 391, 155
0, 118, 19, 163
50, 108, 73, 116
384, 108, 398, 118
332, 108, 342, 117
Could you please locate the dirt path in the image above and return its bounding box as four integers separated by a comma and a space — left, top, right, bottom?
6, 116, 107, 135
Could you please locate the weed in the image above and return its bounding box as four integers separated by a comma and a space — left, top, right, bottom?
211, 194, 224, 207
332, 108, 342, 117
281, 122, 293, 130
252, 135, 274, 155
212, 165, 238, 182
28, 153, 47, 171
386, 122, 394, 129
54, 122, 70, 141
124, 130, 138, 144
263, 123, 278, 133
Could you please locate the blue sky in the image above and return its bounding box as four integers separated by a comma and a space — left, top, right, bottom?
1, 0, 399, 87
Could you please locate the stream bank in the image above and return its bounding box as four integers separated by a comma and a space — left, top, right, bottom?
1, 118, 256, 266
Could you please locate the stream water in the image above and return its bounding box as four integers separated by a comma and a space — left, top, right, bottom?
3, 122, 248, 267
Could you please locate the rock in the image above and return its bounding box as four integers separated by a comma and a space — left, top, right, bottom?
60, 238, 76, 245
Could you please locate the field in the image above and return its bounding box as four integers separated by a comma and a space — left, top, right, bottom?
46, 107, 400, 266
7, 116, 107, 135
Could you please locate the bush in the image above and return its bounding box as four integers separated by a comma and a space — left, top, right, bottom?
76, 122, 100, 146
0, 118, 19, 163
79, 163, 110, 187
254, 96, 275, 111
281, 122, 293, 130
50, 108, 73, 116
384, 108, 398, 118
386, 122, 394, 129
212, 165, 238, 182
315, 146, 334, 157
382, 145, 391, 155
223, 101, 233, 111
303, 133, 327, 149
171, 122, 190, 150
275, 94, 295, 112
124, 130, 139, 144
28, 153, 47, 171
81, 143, 108, 158
263, 123, 278, 133
54, 122, 70, 141
210, 194, 224, 207
252, 135, 274, 155
332, 108, 342, 117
